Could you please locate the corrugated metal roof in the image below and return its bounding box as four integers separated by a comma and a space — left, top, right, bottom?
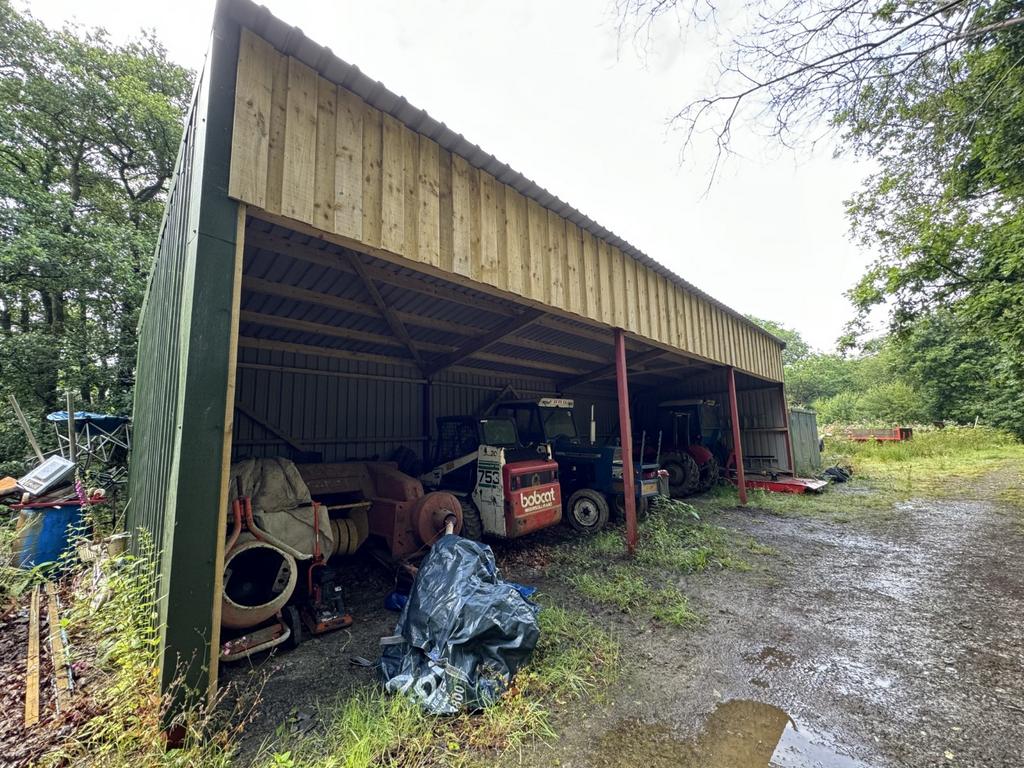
215, 0, 786, 350
241, 219, 710, 385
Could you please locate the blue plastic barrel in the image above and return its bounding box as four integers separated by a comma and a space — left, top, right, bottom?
16, 503, 84, 569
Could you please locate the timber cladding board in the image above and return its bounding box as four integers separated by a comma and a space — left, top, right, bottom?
228, 27, 784, 381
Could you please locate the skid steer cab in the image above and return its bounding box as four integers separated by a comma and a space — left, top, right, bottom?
492, 398, 663, 534
419, 416, 562, 540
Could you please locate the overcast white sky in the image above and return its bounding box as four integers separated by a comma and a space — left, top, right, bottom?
28, 0, 879, 351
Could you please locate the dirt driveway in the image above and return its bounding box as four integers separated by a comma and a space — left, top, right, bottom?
505, 482, 1024, 768
229, 473, 1024, 768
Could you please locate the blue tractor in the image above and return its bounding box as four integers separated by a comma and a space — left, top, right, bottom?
492, 398, 663, 533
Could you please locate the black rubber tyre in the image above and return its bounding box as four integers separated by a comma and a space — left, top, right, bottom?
282, 605, 303, 649
565, 488, 610, 534
458, 497, 484, 540
662, 452, 700, 497
611, 494, 649, 522
697, 456, 720, 493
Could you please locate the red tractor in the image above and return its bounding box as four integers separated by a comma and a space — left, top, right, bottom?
647, 399, 721, 497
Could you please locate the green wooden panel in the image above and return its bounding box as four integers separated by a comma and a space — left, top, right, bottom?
128, 10, 242, 700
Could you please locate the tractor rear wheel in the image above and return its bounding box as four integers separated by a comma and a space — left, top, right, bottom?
662, 452, 700, 497
565, 489, 609, 534
697, 456, 720, 493
458, 497, 484, 540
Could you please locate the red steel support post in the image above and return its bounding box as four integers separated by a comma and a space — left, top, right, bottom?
614, 329, 638, 556
779, 384, 795, 475
727, 366, 747, 505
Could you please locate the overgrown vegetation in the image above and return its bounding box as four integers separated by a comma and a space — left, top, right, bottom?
700, 426, 1024, 523
256, 602, 619, 768
0, 516, 255, 767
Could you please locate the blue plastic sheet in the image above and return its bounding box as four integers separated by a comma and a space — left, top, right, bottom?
378, 535, 540, 713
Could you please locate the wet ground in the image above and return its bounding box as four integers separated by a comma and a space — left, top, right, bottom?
225, 476, 1024, 767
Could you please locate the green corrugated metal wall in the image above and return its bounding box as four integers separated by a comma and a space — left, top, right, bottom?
789, 408, 822, 476
127, 12, 242, 697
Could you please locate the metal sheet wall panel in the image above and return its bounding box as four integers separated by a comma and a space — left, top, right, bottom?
127, 15, 243, 698
643, 373, 791, 472
233, 350, 567, 464
789, 408, 822, 475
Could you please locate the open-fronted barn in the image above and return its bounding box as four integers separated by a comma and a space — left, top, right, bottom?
128, 0, 790, 698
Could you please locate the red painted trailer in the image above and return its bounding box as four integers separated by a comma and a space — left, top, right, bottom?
844, 427, 914, 442
724, 452, 828, 494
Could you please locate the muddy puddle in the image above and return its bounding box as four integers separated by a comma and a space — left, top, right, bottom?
592, 700, 871, 768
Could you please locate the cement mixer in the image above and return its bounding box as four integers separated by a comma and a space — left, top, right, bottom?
219, 458, 460, 660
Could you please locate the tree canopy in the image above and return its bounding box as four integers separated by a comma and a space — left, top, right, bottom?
619, 0, 1024, 436
0, 1, 192, 470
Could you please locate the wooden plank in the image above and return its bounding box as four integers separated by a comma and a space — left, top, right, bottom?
494, 183, 508, 293
697, 299, 709, 357
623, 257, 638, 332
424, 308, 544, 376
360, 105, 383, 247
45, 585, 70, 712
635, 263, 649, 338
479, 172, 501, 287
581, 231, 599, 320
239, 336, 422, 369
685, 292, 697, 352
417, 136, 440, 267
437, 148, 454, 272
647, 270, 663, 342
380, 114, 405, 254
526, 199, 548, 303
240, 309, 449, 353
346, 251, 430, 369
468, 163, 482, 281
264, 48, 289, 215
402, 124, 419, 260
611, 247, 627, 329
235, 401, 312, 453
24, 584, 40, 726
565, 223, 583, 315
596, 239, 613, 325
501, 332, 609, 364
546, 210, 567, 310
281, 57, 318, 225
210, 204, 246, 698
242, 275, 474, 334
450, 154, 472, 277
334, 88, 364, 239
245, 226, 519, 316
229, 29, 274, 207
559, 347, 665, 390
312, 77, 337, 232
657, 277, 668, 346
503, 188, 527, 296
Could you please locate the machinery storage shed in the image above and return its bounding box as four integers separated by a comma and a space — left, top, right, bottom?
128, 0, 790, 698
